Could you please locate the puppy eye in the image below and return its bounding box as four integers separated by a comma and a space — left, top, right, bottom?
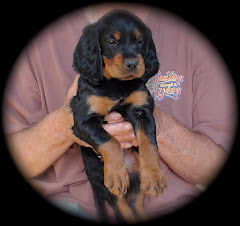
108, 39, 118, 45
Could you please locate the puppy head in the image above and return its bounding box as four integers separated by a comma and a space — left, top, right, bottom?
73, 10, 159, 85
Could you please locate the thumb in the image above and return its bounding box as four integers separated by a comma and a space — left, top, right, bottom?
68, 74, 80, 97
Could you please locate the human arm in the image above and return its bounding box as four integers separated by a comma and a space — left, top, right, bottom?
153, 108, 227, 187
7, 109, 74, 179
6, 75, 90, 179
103, 108, 227, 187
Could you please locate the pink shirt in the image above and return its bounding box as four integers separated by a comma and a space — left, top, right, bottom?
3, 4, 237, 220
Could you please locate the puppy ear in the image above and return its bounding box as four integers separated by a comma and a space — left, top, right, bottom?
141, 30, 159, 84
73, 23, 102, 85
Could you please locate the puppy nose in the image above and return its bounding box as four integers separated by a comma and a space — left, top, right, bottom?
124, 59, 139, 71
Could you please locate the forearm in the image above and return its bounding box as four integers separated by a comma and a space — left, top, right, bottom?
154, 108, 227, 186
7, 109, 74, 179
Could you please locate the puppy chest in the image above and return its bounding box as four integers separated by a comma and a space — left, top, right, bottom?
87, 90, 148, 115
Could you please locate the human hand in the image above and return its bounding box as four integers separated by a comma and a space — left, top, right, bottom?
56, 74, 92, 147
102, 112, 138, 149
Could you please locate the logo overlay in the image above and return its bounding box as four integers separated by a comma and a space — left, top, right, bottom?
155, 70, 184, 101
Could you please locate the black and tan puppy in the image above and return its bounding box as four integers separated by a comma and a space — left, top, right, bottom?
71, 10, 167, 223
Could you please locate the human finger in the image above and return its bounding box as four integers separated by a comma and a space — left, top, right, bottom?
104, 111, 125, 124
118, 138, 138, 149
67, 74, 80, 98
102, 121, 134, 136
114, 132, 136, 144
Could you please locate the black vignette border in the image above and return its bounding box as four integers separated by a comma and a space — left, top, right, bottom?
1, 1, 239, 225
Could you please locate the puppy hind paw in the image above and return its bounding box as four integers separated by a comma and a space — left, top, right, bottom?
104, 162, 130, 197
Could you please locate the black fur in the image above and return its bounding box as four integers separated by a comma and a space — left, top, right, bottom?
70, 10, 160, 222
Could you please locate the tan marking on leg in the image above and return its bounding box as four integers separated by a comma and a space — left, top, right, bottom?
136, 130, 167, 196
98, 138, 129, 197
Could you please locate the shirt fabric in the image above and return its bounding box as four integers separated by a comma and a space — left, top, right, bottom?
3, 4, 237, 221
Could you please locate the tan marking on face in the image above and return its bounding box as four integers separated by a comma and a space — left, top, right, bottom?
124, 90, 148, 107
135, 55, 145, 78
113, 31, 121, 40
87, 95, 116, 115
103, 54, 145, 81
134, 29, 140, 39
103, 54, 124, 79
